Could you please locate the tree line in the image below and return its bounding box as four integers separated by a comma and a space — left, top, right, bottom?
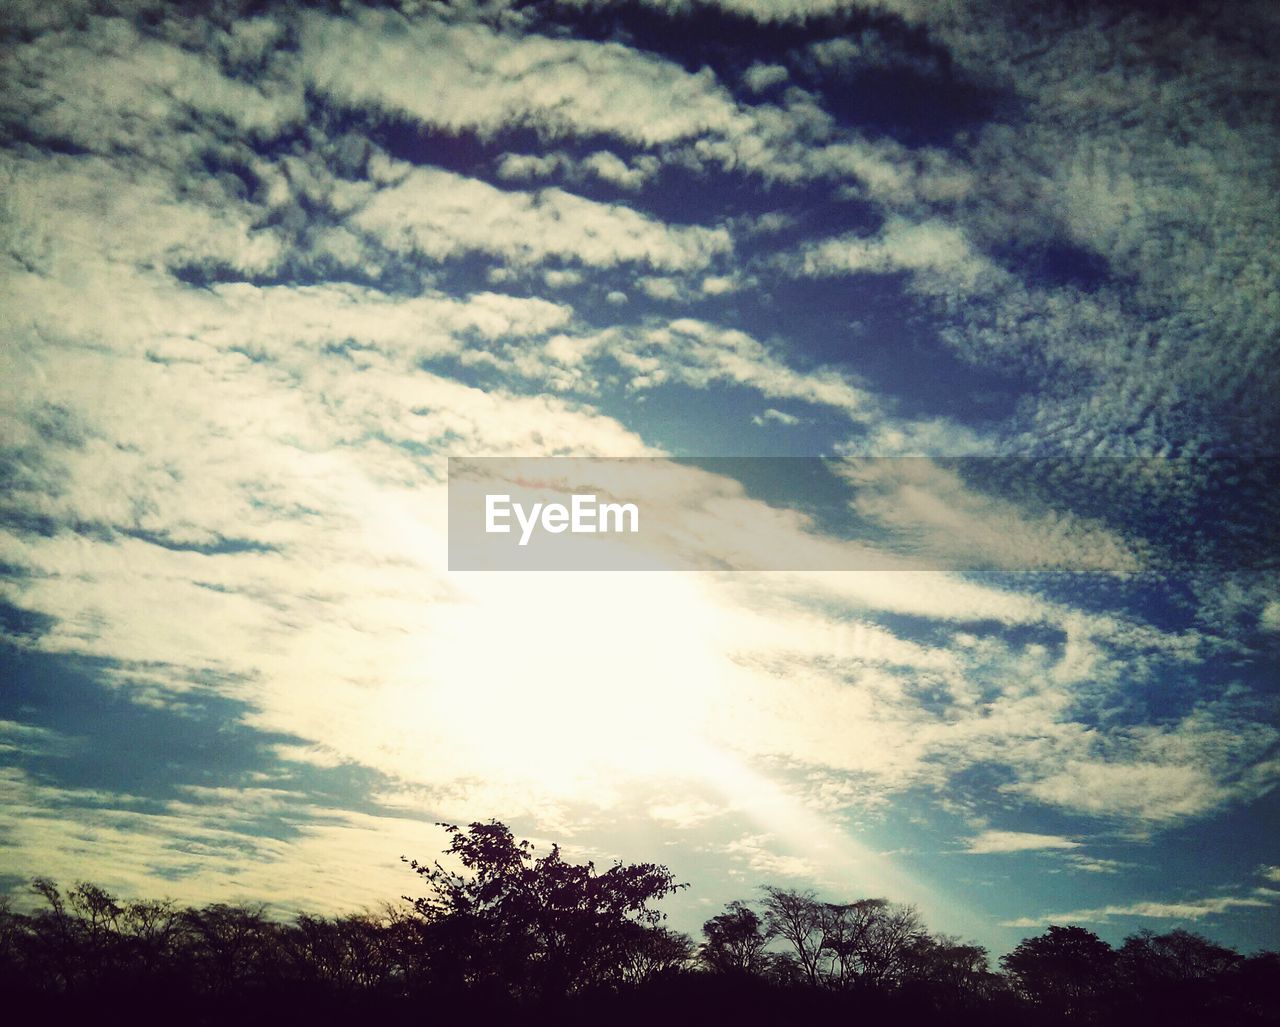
1, 821, 1276, 1025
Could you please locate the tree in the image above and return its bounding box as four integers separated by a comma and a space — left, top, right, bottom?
818, 898, 887, 990
402, 820, 685, 1000
1118, 927, 1239, 986
1231, 950, 1280, 1022
180, 902, 279, 995
1001, 924, 1115, 1017
119, 897, 185, 981
617, 924, 695, 985
1114, 928, 1243, 1023
28, 878, 78, 991
760, 887, 826, 987
0, 896, 29, 992
856, 900, 925, 989
902, 933, 999, 1006
287, 911, 402, 991
699, 901, 770, 976
755, 889, 927, 993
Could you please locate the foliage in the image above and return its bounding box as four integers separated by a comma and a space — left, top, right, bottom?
1001, 924, 1115, 1016
699, 900, 770, 976
0, 828, 1276, 1026
757, 887, 927, 992
401, 819, 687, 999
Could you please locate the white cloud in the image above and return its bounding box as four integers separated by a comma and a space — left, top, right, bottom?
1260, 601, 1280, 632
0, 721, 73, 758
805, 31, 941, 76
742, 62, 788, 92
752, 408, 800, 427
2, 151, 283, 277
724, 832, 817, 879
296, 5, 975, 205
830, 458, 1145, 573
471, 315, 880, 412
636, 276, 683, 300
352, 155, 731, 271
795, 217, 1001, 294
543, 269, 585, 288
300, 8, 744, 147
496, 152, 569, 181
497, 150, 660, 191
616, 318, 875, 414
1002, 890, 1277, 929
0, 766, 446, 916
1065, 855, 1127, 874
581, 150, 661, 190
1001, 708, 1280, 825
648, 798, 724, 829
3, 14, 302, 158
7, 263, 1248, 833
965, 831, 1081, 854
579, 0, 947, 26
701, 274, 742, 295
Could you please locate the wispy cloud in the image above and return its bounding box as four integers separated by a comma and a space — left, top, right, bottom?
752, 409, 801, 427
965, 831, 1080, 855
1064, 855, 1129, 875
723, 833, 818, 879
1002, 892, 1278, 929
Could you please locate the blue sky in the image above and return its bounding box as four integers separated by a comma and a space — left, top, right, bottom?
1, 0, 1277, 958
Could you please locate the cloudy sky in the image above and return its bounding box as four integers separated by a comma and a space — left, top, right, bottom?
1, 0, 1277, 955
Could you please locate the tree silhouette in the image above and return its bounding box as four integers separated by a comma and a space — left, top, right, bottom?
617, 923, 695, 985
754, 889, 926, 992
1234, 950, 1280, 1024
699, 900, 770, 976
901, 933, 1001, 1007
181, 902, 277, 995
401, 820, 687, 1000
1118, 927, 1239, 986
1112, 928, 1245, 1024
3, 833, 1277, 1027
760, 887, 826, 986
1001, 924, 1115, 1017
816, 898, 886, 990
851, 899, 924, 989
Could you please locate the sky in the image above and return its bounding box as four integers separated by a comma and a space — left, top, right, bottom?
1, 0, 1278, 959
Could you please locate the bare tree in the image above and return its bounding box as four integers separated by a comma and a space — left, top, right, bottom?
858, 901, 924, 988
120, 897, 185, 981
818, 898, 887, 990
760, 887, 825, 987
903, 933, 998, 1005
181, 902, 278, 995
